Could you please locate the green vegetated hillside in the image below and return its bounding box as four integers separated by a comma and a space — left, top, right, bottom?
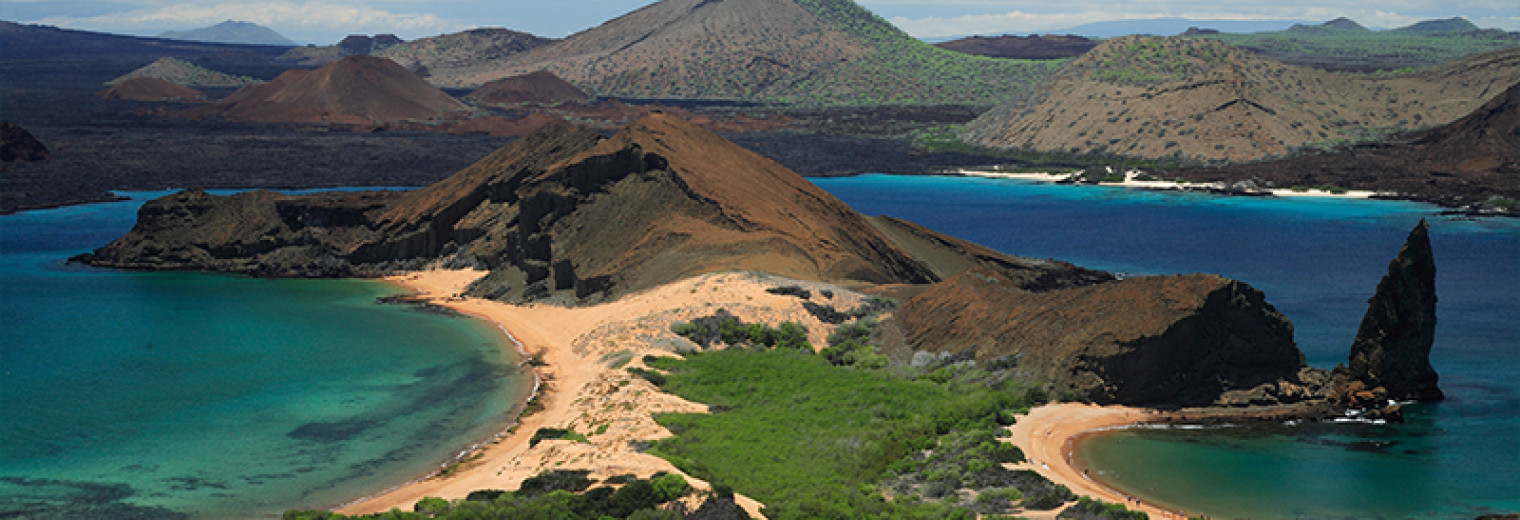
389, 0, 1056, 105
965, 35, 1519, 163
1195, 16, 1520, 72
108, 57, 262, 88
376, 28, 554, 80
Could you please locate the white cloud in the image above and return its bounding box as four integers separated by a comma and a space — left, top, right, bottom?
35, 1, 467, 43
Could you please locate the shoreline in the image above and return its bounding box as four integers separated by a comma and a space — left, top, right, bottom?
335, 269, 871, 518
952, 168, 1386, 200
1005, 404, 1192, 519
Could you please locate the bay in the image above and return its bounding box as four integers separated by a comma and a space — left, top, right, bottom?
814, 174, 1520, 519
0, 191, 532, 519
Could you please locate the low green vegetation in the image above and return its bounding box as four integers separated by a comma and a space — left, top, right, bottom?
819, 318, 890, 369
1058, 496, 1150, 520
670, 309, 811, 350
1082, 37, 1232, 85
530, 427, 590, 447
282, 471, 693, 520
641, 341, 1081, 518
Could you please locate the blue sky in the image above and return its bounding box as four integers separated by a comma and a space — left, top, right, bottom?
3, 0, 1516, 44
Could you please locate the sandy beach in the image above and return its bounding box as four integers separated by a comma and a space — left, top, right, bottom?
338, 269, 880, 517
1004, 404, 1192, 519
338, 268, 1202, 519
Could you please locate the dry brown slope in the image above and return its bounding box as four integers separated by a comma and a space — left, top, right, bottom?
1176, 81, 1518, 207
190, 55, 467, 124
966, 37, 1519, 162
97, 77, 205, 101
467, 71, 591, 106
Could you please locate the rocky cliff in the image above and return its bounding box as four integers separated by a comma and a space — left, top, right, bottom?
892, 268, 1317, 407
78, 113, 1099, 302
1337, 219, 1443, 403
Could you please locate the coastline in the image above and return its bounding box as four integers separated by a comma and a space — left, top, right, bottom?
337, 269, 876, 518
952, 168, 1384, 200
1004, 404, 1193, 519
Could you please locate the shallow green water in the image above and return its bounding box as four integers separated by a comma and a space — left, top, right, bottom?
0, 191, 532, 519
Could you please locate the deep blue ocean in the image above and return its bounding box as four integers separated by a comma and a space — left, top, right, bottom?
814, 174, 1520, 519
0, 191, 531, 519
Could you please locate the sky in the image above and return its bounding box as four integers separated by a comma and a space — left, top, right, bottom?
2, 0, 1516, 44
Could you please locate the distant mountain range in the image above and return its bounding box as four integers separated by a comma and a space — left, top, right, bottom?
376, 0, 1054, 105
158, 21, 295, 46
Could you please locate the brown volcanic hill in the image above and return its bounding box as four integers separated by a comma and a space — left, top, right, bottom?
397, 0, 866, 93
107, 57, 262, 88
933, 34, 1097, 60
1176, 81, 1519, 208
376, 28, 554, 79
78, 113, 1103, 302
2, 122, 51, 162
96, 77, 205, 101
965, 37, 1519, 162
386, 0, 1052, 105
467, 71, 591, 106
892, 267, 1318, 407
188, 55, 468, 125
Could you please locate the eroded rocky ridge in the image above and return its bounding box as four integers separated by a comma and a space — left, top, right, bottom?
1335, 219, 1443, 404
892, 268, 1319, 407
77, 113, 1099, 302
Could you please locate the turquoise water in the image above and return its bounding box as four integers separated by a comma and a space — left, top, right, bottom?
0, 191, 532, 519
815, 175, 1520, 519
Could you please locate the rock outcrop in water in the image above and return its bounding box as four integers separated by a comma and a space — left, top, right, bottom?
893, 268, 1318, 407
77, 113, 1104, 303
1336, 219, 1443, 403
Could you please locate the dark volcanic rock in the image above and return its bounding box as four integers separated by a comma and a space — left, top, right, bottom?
933, 34, 1097, 60
1339, 219, 1442, 402
893, 268, 1313, 407
2, 122, 50, 162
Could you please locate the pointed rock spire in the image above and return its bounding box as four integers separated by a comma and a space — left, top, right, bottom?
1345, 218, 1442, 402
